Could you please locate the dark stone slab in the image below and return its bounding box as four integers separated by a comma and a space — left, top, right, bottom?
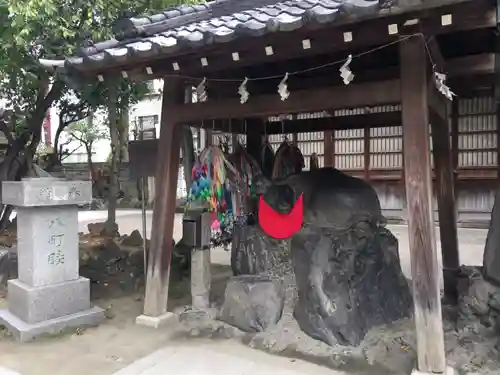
292, 225, 412, 346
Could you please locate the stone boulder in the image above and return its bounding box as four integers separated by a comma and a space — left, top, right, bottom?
231, 224, 292, 277
79, 234, 144, 296
120, 230, 144, 247
292, 225, 412, 346
231, 224, 297, 311
246, 168, 412, 346
219, 275, 285, 332
87, 221, 119, 238
456, 266, 500, 337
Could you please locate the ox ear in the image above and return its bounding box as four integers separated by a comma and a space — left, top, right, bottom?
252, 174, 272, 195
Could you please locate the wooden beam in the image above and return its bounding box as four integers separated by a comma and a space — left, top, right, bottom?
430, 109, 460, 305
142, 77, 184, 318
198, 111, 401, 133
446, 54, 495, 77
169, 80, 400, 124
400, 35, 446, 373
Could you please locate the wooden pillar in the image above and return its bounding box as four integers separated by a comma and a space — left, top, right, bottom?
363, 124, 370, 180
483, 42, 500, 285
139, 77, 184, 323
400, 36, 446, 373
245, 118, 264, 162
497, 102, 500, 178
430, 108, 460, 304
451, 100, 459, 185
206, 130, 213, 146
324, 130, 334, 167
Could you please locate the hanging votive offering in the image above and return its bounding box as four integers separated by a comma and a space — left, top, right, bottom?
278, 73, 290, 101
196, 77, 208, 102
238, 77, 250, 104
434, 71, 455, 101
340, 55, 354, 85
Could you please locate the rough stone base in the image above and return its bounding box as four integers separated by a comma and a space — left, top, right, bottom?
411, 367, 454, 375
191, 248, 211, 309
0, 306, 104, 342
7, 277, 90, 323
135, 312, 176, 328
219, 275, 284, 332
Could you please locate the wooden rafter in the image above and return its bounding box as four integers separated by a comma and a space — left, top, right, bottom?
168, 80, 400, 123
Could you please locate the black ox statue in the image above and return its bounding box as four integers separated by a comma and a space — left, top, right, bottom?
229, 167, 413, 346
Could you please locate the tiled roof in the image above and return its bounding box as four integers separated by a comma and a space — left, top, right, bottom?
65, 0, 399, 71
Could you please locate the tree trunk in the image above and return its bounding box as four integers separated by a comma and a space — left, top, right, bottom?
0, 79, 63, 227
119, 106, 130, 164
106, 83, 119, 231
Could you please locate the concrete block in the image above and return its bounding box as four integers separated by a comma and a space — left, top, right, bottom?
0, 306, 104, 342
135, 312, 176, 328
191, 248, 211, 309
2, 178, 92, 207
17, 206, 79, 287
7, 278, 91, 324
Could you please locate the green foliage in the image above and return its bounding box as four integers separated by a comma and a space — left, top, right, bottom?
65, 117, 109, 150
0, 0, 196, 140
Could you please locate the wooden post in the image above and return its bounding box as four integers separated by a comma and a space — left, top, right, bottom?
138, 77, 184, 325
206, 130, 213, 146
497, 101, 500, 178
363, 124, 370, 180
324, 130, 334, 167
451, 100, 459, 186
400, 36, 446, 373
245, 118, 265, 162
430, 107, 460, 304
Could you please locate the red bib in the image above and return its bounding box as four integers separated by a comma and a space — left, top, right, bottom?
258, 194, 303, 239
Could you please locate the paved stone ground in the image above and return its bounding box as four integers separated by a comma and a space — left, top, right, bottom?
112, 342, 347, 375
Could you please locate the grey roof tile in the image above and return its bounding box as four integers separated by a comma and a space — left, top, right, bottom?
66, 0, 399, 71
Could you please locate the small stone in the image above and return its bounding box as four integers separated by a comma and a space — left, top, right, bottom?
219, 275, 285, 332
488, 292, 500, 311
87, 222, 119, 237
121, 230, 143, 247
